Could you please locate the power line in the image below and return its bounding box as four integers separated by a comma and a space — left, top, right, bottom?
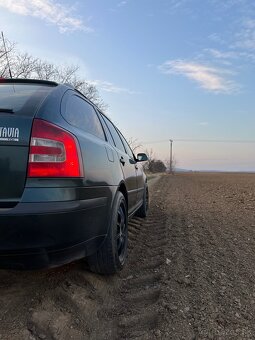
142, 138, 255, 144
175, 139, 255, 143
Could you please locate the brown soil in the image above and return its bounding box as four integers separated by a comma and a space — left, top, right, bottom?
0, 173, 255, 339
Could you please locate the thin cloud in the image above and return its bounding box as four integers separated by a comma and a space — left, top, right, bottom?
169, 0, 187, 9
159, 60, 239, 94
88, 80, 137, 94
199, 122, 209, 126
117, 1, 128, 7
205, 47, 255, 63
235, 18, 255, 50
210, 0, 255, 14
208, 33, 226, 45
205, 48, 238, 60
0, 0, 92, 33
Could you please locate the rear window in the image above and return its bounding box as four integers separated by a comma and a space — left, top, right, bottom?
0, 83, 55, 116
62, 94, 106, 140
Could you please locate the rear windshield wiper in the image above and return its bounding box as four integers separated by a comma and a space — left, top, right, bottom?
0, 108, 14, 114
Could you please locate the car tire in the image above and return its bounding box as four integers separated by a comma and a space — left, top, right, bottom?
87, 191, 128, 275
135, 184, 149, 218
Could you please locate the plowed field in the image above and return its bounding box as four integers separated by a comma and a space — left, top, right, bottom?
1, 173, 255, 340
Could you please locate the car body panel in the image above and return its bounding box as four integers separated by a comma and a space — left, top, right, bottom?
0, 80, 147, 269
136, 163, 147, 203
115, 148, 138, 214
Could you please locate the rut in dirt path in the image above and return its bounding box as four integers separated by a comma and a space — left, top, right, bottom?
0, 176, 168, 340
99, 176, 170, 340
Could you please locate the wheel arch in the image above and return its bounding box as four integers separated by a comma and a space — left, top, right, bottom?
118, 181, 128, 208
104, 182, 128, 237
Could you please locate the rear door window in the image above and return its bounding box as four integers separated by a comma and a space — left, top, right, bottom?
119, 132, 135, 160
0, 83, 55, 117
102, 116, 125, 152
98, 113, 115, 146
62, 94, 105, 140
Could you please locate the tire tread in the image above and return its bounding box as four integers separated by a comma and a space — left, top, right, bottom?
87, 192, 127, 275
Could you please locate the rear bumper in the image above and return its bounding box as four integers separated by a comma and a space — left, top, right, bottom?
0, 197, 109, 269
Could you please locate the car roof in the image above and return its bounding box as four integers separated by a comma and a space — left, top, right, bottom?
1, 78, 109, 120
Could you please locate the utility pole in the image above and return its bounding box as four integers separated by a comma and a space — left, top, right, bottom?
169, 139, 173, 174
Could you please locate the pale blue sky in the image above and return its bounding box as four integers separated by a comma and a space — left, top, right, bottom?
1, 0, 255, 171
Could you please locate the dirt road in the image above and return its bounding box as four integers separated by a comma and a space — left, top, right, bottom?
0, 173, 255, 339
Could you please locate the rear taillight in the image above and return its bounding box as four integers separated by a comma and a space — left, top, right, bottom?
28, 119, 83, 178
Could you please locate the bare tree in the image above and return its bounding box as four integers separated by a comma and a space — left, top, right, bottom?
148, 159, 166, 173
142, 148, 167, 173
127, 137, 142, 154
143, 148, 154, 172
0, 36, 106, 110
12, 53, 39, 78
0, 36, 16, 77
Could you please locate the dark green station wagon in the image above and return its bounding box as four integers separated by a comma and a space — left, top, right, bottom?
0, 79, 149, 274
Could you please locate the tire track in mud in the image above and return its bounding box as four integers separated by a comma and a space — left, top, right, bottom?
25, 267, 119, 340
0, 259, 116, 340
105, 176, 169, 340
0, 175, 167, 340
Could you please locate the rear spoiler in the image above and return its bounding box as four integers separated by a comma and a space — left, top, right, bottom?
0, 78, 58, 86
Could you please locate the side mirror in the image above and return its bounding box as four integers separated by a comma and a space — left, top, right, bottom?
136, 153, 148, 162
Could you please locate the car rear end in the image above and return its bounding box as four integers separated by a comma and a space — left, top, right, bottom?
0, 80, 110, 269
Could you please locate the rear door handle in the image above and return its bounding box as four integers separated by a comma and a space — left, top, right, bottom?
135, 164, 138, 170
120, 156, 125, 165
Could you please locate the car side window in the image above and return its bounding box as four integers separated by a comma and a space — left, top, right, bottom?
119, 132, 135, 160
62, 94, 105, 140
102, 116, 126, 153
97, 112, 115, 146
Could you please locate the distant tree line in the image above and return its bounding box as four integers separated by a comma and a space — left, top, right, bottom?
143, 148, 167, 173
146, 159, 166, 173
127, 143, 168, 173
0, 35, 106, 110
